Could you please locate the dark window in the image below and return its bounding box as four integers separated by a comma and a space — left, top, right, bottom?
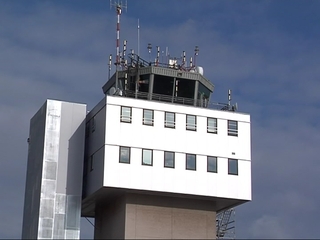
176, 79, 195, 99
228, 120, 238, 136
207, 156, 217, 173
186, 115, 197, 131
120, 106, 132, 123
142, 149, 153, 166
197, 83, 210, 107
186, 154, 196, 170
143, 109, 154, 126
207, 118, 218, 134
119, 146, 130, 163
165, 112, 175, 128
228, 159, 238, 175
164, 151, 175, 168
153, 75, 174, 96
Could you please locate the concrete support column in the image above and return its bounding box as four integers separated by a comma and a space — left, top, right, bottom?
94, 193, 216, 239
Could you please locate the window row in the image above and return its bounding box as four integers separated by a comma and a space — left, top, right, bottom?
119, 146, 238, 175
120, 106, 238, 136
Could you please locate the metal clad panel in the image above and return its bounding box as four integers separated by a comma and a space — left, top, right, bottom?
55, 194, 66, 214
39, 198, 54, 219
53, 214, 65, 239
43, 161, 57, 180
41, 179, 55, 199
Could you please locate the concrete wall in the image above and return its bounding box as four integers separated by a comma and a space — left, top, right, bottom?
22, 100, 86, 239
93, 193, 216, 239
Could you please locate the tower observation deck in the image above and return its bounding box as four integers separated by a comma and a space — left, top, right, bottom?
101, 52, 232, 111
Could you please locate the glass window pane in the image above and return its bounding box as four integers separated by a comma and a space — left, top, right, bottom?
121, 106, 132, 123
228, 159, 238, 175
119, 147, 130, 163
143, 109, 154, 126
207, 118, 217, 133
165, 112, 175, 128
228, 120, 238, 136
186, 154, 196, 170
142, 149, 153, 166
186, 115, 196, 131
207, 156, 217, 173
164, 151, 174, 168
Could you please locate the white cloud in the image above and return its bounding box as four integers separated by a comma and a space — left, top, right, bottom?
0, 1, 320, 239
250, 215, 292, 239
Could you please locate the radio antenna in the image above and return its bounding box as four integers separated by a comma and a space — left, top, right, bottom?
194, 45, 199, 68
108, 54, 112, 80
137, 19, 140, 56
110, 0, 127, 88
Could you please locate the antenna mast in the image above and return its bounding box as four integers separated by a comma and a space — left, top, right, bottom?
110, 0, 127, 88
137, 19, 140, 56
194, 46, 199, 68
108, 54, 112, 80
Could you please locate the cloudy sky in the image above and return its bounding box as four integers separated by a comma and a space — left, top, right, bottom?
1, 0, 320, 238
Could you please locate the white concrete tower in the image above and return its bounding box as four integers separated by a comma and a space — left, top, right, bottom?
22, 100, 86, 239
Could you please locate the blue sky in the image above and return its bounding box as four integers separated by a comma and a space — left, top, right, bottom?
1, 0, 320, 238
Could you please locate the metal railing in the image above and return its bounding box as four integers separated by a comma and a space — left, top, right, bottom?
127, 53, 196, 71
216, 208, 235, 239
117, 90, 230, 111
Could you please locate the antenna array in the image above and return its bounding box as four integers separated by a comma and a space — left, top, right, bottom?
110, 0, 127, 88
110, 0, 127, 69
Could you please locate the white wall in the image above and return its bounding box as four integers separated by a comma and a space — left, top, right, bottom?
96, 96, 251, 201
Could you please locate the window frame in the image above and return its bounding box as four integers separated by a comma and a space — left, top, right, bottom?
228, 158, 238, 175
207, 117, 218, 134
186, 114, 197, 131
207, 156, 218, 173
142, 149, 153, 166
120, 106, 132, 123
164, 112, 175, 128
228, 120, 238, 136
143, 109, 154, 126
186, 153, 196, 171
119, 146, 131, 164
164, 151, 175, 168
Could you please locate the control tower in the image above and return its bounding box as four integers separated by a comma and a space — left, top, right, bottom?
81, 51, 251, 239
22, 4, 251, 239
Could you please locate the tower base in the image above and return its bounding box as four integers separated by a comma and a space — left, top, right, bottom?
94, 193, 216, 239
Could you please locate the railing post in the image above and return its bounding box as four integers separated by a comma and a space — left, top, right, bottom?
193, 80, 199, 106
172, 77, 176, 103
148, 73, 154, 100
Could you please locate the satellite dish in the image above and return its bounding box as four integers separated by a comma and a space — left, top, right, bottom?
109, 87, 116, 95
